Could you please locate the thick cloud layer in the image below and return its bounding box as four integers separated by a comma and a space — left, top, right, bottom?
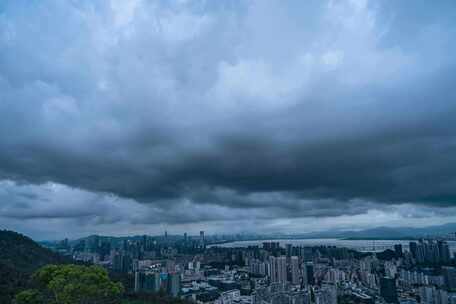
1, 0, 456, 238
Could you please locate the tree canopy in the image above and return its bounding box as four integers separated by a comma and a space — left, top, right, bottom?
15, 264, 124, 304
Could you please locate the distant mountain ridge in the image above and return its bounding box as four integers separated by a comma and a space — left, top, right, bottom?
40, 222, 456, 245
293, 222, 456, 239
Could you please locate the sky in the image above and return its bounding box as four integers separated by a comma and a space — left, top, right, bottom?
1, 0, 456, 240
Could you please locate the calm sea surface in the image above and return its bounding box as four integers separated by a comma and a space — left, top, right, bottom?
209, 239, 456, 253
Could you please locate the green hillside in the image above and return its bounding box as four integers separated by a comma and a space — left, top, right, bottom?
0, 230, 69, 303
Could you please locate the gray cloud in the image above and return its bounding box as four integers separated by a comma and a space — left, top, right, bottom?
0, 0, 456, 237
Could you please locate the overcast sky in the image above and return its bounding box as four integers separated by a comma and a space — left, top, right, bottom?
1, 0, 456, 240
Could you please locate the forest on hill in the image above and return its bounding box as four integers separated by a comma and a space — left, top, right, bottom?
0, 230, 189, 304
0, 230, 70, 303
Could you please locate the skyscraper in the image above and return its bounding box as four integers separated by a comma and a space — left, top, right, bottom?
141, 235, 147, 250
290, 256, 300, 285
269, 256, 287, 283
278, 256, 287, 283
394, 244, 403, 257
420, 286, 448, 304
200, 231, 205, 248
145, 272, 161, 292
410, 242, 418, 259
380, 277, 398, 303
286, 244, 293, 257
410, 241, 425, 264
167, 272, 181, 296
301, 262, 308, 288
306, 263, 315, 285
263, 242, 280, 252
113, 252, 132, 273
134, 271, 144, 292
439, 241, 451, 264
135, 271, 161, 293
443, 267, 456, 290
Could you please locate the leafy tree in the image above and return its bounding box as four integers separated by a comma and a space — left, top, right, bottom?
15, 264, 124, 304
14, 290, 44, 304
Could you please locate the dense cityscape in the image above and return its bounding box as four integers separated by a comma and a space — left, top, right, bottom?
45, 233, 456, 304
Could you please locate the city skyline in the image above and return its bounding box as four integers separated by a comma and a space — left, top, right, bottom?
1, 0, 456, 239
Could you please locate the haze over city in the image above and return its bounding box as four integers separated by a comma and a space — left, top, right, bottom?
1, 0, 456, 240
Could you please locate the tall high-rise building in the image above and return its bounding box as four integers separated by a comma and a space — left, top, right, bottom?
420, 286, 448, 304
410, 241, 426, 264
439, 241, 451, 264
420, 286, 434, 304
443, 267, 456, 290
134, 271, 144, 292
394, 244, 403, 257
146, 272, 161, 292
380, 277, 398, 303
425, 241, 440, 264
141, 235, 147, 249
278, 256, 287, 283
263, 242, 280, 252
167, 272, 181, 296
286, 244, 293, 257
135, 271, 161, 293
200, 231, 205, 248
269, 256, 287, 283
121, 240, 128, 251
86, 235, 100, 253
301, 262, 308, 288
269, 256, 278, 283
290, 256, 300, 285
410, 242, 418, 259
410, 240, 451, 265
306, 263, 315, 285
113, 253, 132, 273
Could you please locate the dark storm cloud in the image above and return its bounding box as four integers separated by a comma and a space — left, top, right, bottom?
1, 0, 456, 232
